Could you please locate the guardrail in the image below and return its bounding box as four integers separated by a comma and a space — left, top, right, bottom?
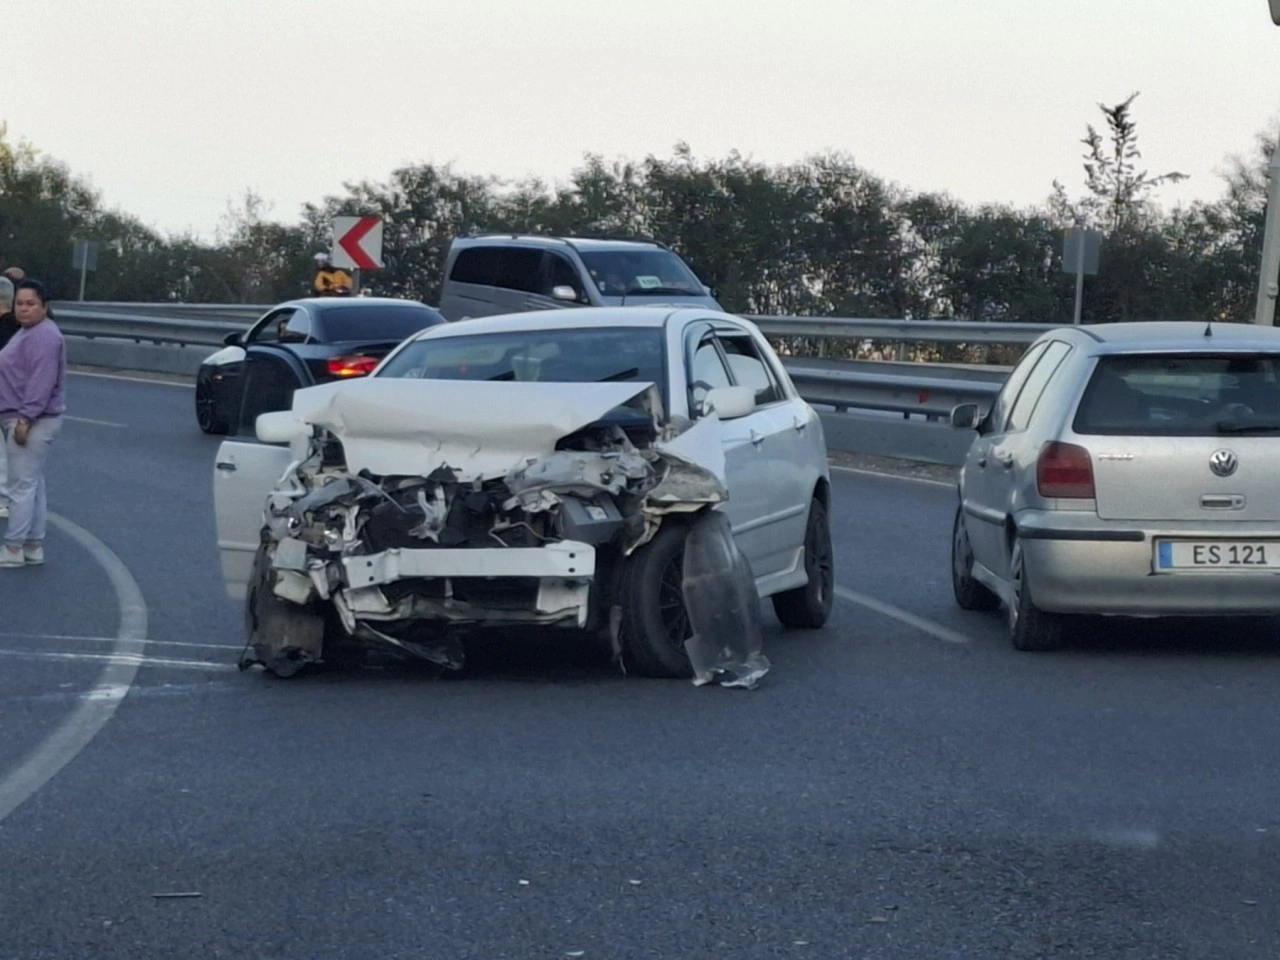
51, 302, 1047, 466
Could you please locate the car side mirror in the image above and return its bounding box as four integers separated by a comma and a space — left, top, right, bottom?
950, 402, 981, 430
224, 331, 243, 347
551, 285, 579, 302
704, 385, 756, 420
255, 410, 308, 445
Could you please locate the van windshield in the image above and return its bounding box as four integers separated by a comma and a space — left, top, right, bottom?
577, 250, 705, 297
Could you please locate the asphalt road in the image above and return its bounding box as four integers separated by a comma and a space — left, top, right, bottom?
0, 371, 1277, 959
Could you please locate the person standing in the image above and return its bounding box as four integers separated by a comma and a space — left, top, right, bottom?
311, 253, 352, 296
0, 279, 66, 567
0, 278, 18, 518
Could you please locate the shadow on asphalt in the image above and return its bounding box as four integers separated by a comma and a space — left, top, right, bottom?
1047, 615, 1280, 660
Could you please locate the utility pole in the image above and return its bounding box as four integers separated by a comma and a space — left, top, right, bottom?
1256, 2, 1280, 322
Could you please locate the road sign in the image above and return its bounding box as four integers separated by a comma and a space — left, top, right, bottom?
71, 239, 100, 301
1062, 228, 1103, 325
1062, 228, 1101, 276
71, 239, 99, 272
331, 216, 383, 270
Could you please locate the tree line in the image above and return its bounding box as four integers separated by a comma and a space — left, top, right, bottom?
0, 94, 1274, 341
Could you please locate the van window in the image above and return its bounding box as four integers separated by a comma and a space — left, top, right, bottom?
492, 249, 542, 293
1074, 352, 1280, 436
449, 247, 500, 285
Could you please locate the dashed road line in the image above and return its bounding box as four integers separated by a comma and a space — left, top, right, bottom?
0, 631, 240, 652
829, 463, 956, 490
65, 415, 127, 428
835, 586, 974, 645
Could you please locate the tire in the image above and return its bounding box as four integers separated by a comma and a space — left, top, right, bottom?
772, 498, 834, 629
195, 368, 230, 434
1008, 538, 1066, 652
951, 505, 999, 611
618, 521, 694, 679
243, 541, 325, 678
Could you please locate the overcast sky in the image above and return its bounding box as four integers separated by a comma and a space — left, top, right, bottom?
5, 0, 1278, 240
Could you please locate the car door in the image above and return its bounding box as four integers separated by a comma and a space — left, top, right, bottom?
683, 325, 785, 580
714, 326, 811, 580
222, 308, 294, 429
212, 438, 295, 601
982, 339, 1074, 580
962, 340, 1050, 568
234, 308, 316, 435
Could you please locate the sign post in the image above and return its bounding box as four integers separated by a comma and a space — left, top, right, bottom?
71, 239, 99, 301
1062, 227, 1101, 324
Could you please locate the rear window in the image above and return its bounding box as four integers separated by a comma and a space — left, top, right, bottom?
1073, 353, 1280, 436
319, 305, 442, 342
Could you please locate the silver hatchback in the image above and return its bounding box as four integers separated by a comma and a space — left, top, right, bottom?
949, 321, 1280, 651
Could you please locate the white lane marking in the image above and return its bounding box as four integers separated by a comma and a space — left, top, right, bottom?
65, 416, 127, 428
68, 370, 194, 389
835, 586, 973, 645
0, 631, 240, 651
829, 463, 956, 490
0, 648, 232, 671
0, 513, 149, 824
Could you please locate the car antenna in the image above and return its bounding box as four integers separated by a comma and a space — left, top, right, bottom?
1204, 320, 1213, 337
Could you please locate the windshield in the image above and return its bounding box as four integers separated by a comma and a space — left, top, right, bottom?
319, 304, 442, 342
577, 249, 705, 298
1073, 352, 1280, 436
376, 327, 666, 387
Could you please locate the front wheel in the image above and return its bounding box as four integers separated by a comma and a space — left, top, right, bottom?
951, 505, 999, 611
195, 369, 230, 434
618, 522, 694, 678
772, 498, 834, 629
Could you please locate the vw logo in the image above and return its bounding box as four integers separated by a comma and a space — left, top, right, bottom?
1209, 449, 1239, 478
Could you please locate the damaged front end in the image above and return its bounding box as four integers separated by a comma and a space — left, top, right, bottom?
239, 378, 728, 677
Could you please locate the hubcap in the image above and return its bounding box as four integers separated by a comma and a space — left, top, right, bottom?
658, 551, 690, 652
1008, 549, 1023, 633
808, 515, 833, 605
952, 516, 972, 583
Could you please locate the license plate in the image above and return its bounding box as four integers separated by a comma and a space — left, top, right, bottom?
1155, 540, 1280, 570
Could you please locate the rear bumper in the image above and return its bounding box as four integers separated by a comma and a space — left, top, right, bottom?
1017, 511, 1280, 616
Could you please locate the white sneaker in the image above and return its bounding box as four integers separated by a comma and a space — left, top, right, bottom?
0, 547, 23, 568
0, 505, 9, 518
23, 543, 43, 565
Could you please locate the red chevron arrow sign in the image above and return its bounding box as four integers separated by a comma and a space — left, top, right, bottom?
331, 216, 384, 270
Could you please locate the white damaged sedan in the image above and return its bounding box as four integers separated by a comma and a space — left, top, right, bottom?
212, 307, 834, 679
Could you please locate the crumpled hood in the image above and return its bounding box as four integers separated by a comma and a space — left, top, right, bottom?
287, 377, 657, 480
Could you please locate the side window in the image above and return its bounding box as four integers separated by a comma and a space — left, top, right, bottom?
493, 249, 542, 293
986, 341, 1049, 432
719, 335, 784, 406
688, 337, 733, 416
545, 254, 583, 297
247, 309, 292, 344
449, 247, 499, 285
279, 311, 313, 344
1005, 341, 1072, 433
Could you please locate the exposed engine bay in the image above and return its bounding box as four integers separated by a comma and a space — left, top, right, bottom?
237, 378, 764, 681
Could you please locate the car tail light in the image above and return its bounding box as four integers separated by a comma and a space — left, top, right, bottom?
1037, 441, 1095, 499
327, 355, 379, 378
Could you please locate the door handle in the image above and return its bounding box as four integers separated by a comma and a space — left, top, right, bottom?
216, 461, 237, 472
749, 429, 765, 447
995, 451, 1014, 468
792, 416, 807, 433
977, 456, 987, 468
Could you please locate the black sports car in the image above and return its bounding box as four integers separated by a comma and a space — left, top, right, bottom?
195, 297, 446, 434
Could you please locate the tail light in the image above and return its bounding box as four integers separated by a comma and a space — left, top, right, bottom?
327, 355, 379, 378
1037, 441, 1095, 499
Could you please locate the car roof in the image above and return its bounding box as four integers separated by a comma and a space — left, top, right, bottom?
1052, 321, 1280, 354
450, 235, 666, 253
281, 297, 437, 312
407, 307, 745, 340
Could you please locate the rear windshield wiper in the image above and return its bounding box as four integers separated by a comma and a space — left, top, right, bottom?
1215, 420, 1280, 434
487, 370, 516, 381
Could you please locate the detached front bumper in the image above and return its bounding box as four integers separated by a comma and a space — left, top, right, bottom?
1017, 511, 1280, 617
273, 539, 599, 628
